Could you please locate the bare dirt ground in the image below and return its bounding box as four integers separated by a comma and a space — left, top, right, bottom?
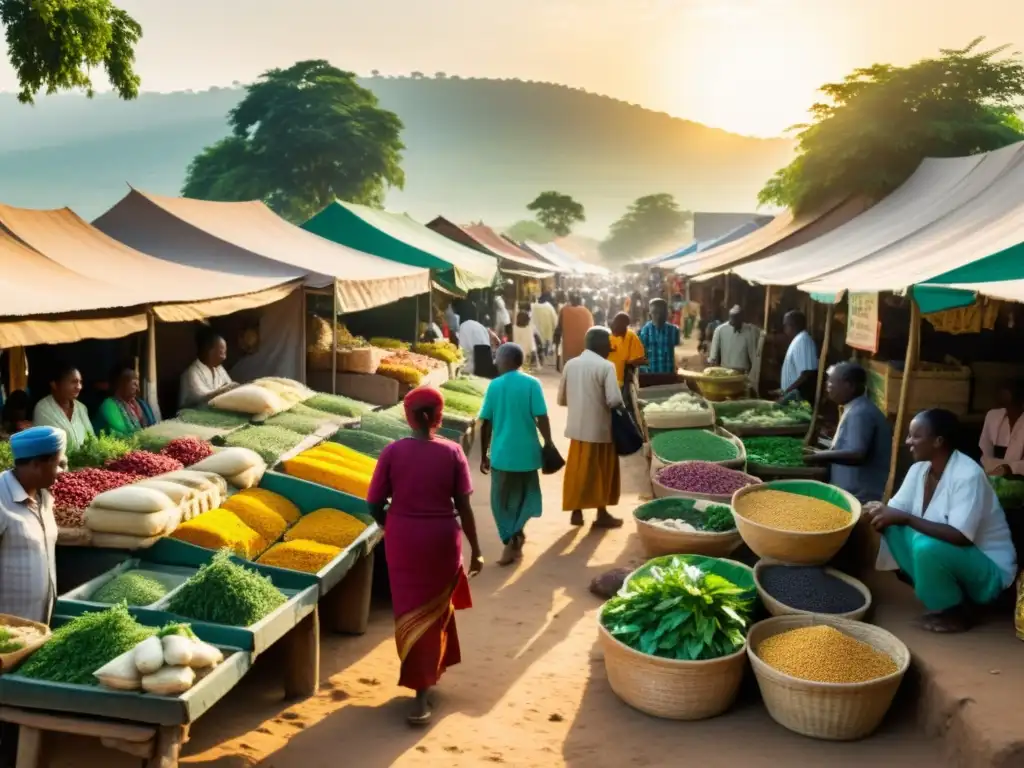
48, 357, 943, 768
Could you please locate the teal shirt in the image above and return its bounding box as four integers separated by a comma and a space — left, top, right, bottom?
479, 370, 547, 472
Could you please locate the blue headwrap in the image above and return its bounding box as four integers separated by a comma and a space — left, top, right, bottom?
10, 426, 67, 461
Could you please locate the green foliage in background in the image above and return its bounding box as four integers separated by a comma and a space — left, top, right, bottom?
600, 193, 692, 261
760, 38, 1024, 212
526, 191, 585, 237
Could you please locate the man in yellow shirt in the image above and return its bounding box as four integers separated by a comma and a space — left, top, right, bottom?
608, 312, 647, 388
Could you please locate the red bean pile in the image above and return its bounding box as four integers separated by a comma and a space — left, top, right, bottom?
655, 461, 757, 495
51, 469, 143, 527
106, 450, 183, 477
161, 437, 214, 467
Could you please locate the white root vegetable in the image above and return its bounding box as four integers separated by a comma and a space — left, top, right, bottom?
162, 634, 194, 667
141, 666, 196, 696
94, 650, 141, 691
189, 641, 224, 669
133, 636, 165, 675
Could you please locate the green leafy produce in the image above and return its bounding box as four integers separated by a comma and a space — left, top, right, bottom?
719, 400, 812, 429
221, 425, 306, 464
442, 377, 488, 398
157, 622, 197, 639
602, 557, 752, 660
91, 571, 173, 606
67, 433, 137, 470
178, 407, 252, 429
19, 605, 155, 685
635, 497, 736, 532
990, 476, 1024, 508
0, 441, 12, 472
742, 436, 807, 467
651, 429, 738, 463
262, 409, 327, 435
0, 627, 23, 654
329, 428, 393, 459
439, 389, 484, 416
167, 551, 287, 627
702, 504, 736, 533
134, 420, 229, 452
360, 412, 414, 441
304, 393, 374, 418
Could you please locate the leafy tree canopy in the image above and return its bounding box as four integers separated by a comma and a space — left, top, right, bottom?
526, 191, 585, 237
182, 59, 405, 221
1, 0, 142, 104
760, 38, 1024, 212
600, 193, 691, 261
504, 219, 555, 244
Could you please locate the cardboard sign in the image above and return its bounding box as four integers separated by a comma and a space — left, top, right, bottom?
847, 293, 879, 353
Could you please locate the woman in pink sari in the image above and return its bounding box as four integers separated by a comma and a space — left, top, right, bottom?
366, 387, 484, 725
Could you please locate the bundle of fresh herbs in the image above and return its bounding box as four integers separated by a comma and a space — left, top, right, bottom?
167, 551, 286, 627
66, 434, 137, 470
601, 558, 753, 660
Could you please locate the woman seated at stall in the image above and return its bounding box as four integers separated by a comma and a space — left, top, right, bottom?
865, 409, 1017, 633
179, 329, 234, 409
979, 381, 1024, 477
32, 363, 95, 451
95, 365, 158, 437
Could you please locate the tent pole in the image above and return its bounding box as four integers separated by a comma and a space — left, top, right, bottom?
884, 299, 920, 501
804, 302, 834, 446
332, 279, 339, 396
145, 311, 162, 422
723, 274, 730, 308
763, 285, 772, 330
300, 289, 308, 385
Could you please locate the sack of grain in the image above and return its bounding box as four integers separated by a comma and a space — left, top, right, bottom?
227, 465, 265, 490
89, 532, 165, 550
191, 448, 265, 478
210, 384, 286, 416
135, 479, 200, 520
85, 507, 175, 537
91, 485, 176, 514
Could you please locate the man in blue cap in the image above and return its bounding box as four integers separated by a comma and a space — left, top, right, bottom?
0, 426, 64, 767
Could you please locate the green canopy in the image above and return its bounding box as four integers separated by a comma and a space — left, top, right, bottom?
303, 202, 498, 293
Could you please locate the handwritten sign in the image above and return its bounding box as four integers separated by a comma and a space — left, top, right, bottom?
847, 293, 879, 353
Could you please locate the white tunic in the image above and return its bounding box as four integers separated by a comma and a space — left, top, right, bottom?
557, 350, 623, 444
883, 451, 1017, 588
979, 408, 1024, 474
0, 471, 57, 623
179, 359, 233, 409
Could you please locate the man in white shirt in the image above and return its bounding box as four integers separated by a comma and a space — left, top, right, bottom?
708, 306, 759, 373
457, 306, 495, 375
557, 327, 624, 529
778, 310, 819, 402
179, 330, 234, 409
865, 408, 1016, 633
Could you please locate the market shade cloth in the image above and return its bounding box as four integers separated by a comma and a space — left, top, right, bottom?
523, 241, 608, 275
656, 219, 773, 271
94, 189, 430, 313
666, 197, 869, 277
302, 201, 497, 293
427, 216, 561, 275
796, 141, 1024, 309
737, 143, 1023, 288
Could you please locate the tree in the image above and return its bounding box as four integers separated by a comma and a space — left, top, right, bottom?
526, 191, 585, 237
505, 220, 555, 243
600, 194, 691, 261
760, 38, 1024, 212
1, 0, 142, 104
182, 60, 405, 222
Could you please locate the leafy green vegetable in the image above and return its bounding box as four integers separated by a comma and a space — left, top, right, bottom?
701, 504, 736, 533
91, 571, 173, 606
167, 551, 287, 627
0, 627, 23, 653
635, 497, 736, 532
719, 400, 812, 429
442, 377, 489, 398
304, 393, 374, 418
0, 441, 12, 472
221, 425, 306, 464
438, 389, 484, 416
990, 476, 1024, 508
602, 557, 752, 661
19, 605, 155, 685
178, 407, 252, 429
66, 433, 137, 470
742, 436, 807, 467
651, 429, 738, 463
329, 428, 393, 459
360, 412, 414, 441
157, 623, 197, 639
262, 408, 329, 435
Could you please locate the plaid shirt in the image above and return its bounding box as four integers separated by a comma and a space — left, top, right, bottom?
638, 322, 681, 374
0, 471, 57, 623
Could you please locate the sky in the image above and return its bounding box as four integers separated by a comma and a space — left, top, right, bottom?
0, 0, 1022, 137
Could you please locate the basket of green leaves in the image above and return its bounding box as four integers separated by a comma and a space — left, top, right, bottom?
633, 497, 741, 558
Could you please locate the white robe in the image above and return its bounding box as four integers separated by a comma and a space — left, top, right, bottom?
979, 408, 1024, 475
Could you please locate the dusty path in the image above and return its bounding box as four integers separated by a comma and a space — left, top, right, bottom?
49, 362, 941, 767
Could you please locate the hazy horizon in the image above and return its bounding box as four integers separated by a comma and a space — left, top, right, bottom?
2, 0, 1022, 138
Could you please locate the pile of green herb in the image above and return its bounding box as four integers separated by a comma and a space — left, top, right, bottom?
66, 433, 137, 470
442, 377, 488, 398
220, 425, 306, 464
0, 627, 23, 654
438, 389, 484, 416
91, 571, 173, 606
19, 605, 155, 685
602, 558, 752, 660
167, 551, 286, 627
634, 497, 736, 533
304, 393, 374, 418
701, 504, 736, 533
650, 429, 739, 464
990, 476, 1024, 508
360, 412, 414, 441
742, 436, 807, 467
329, 428, 393, 459
178, 407, 252, 429
263, 408, 329, 435
719, 400, 812, 429
0, 441, 12, 472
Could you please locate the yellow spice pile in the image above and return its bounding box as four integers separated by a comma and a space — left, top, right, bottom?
757, 626, 898, 683
735, 490, 850, 532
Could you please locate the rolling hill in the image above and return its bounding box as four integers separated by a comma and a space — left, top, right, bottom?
0, 76, 793, 236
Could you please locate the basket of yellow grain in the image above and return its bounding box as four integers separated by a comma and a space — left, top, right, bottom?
746, 614, 910, 740
0, 615, 52, 673
680, 367, 749, 402
731, 480, 860, 565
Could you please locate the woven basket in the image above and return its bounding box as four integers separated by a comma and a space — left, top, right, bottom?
753, 560, 872, 621
731, 480, 861, 565
651, 461, 761, 503
598, 622, 747, 720
633, 498, 742, 558
746, 614, 910, 740
650, 427, 746, 471
0, 614, 52, 673
746, 462, 828, 482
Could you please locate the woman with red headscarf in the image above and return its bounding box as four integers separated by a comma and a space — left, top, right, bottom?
366, 387, 484, 726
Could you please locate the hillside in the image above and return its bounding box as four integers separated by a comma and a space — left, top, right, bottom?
0, 77, 793, 235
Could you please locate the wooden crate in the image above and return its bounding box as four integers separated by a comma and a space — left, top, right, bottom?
866, 360, 970, 416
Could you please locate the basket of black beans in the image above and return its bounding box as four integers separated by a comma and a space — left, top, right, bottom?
754, 561, 871, 621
